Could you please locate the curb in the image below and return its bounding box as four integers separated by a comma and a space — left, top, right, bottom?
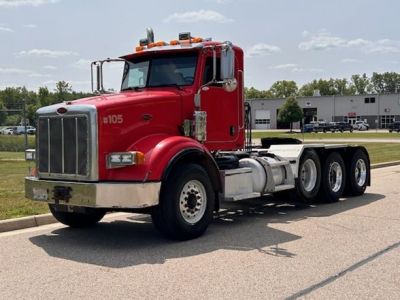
1, 161, 400, 234
0, 213, 56, 233
370, 160, 400, 169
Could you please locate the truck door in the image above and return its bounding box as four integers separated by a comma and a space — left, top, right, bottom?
200, 55, 242, 151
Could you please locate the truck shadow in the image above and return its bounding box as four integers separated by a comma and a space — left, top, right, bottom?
29, 193, 384, 268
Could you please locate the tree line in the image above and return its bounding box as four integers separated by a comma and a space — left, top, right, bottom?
1, 72, 400, 126
245, 72, 400, 99
0, 81, 92, 126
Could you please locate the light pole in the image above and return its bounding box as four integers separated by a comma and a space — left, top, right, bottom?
22, 99, 28, 150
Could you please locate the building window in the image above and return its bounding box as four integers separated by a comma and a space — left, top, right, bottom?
381, 115, 396, 128
364, 97, 376, 104
255, 119, 270, 125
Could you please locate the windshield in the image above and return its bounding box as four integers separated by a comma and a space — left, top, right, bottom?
121, 53, 198, 90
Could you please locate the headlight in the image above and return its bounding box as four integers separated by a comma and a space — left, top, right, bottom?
106, 151, 145, 169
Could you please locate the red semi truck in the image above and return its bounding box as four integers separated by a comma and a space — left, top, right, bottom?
25, 29, 370, 240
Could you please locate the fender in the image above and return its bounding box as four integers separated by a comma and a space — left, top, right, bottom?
162, 147, 222, 193
104, 134, 221, 191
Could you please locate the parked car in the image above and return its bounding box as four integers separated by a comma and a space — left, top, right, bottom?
0, 126, 16, 135
302, 124, 315, 133
26, 127, 36, 135
353, 120, 369, 131
335, 121, 353, 132
312, 122, 332, 132
15, 126, 36, 135
388, 121, 400, 133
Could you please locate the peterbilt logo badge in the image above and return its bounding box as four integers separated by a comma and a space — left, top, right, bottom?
57, 107, 68, 114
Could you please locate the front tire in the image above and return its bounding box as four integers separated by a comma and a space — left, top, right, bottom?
320, 152, 346, 203
151, 164, 215, 240
49, 204, 106, 228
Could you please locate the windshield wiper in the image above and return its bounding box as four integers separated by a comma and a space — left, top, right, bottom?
150, 84, 183, 90
121, 86, 143, 92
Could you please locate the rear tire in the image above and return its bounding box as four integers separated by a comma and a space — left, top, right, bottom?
49, 204, 106, 228
320, 152, 346, 203
151, 164, 215, 240
346, 150, 369, 196
295, 149, 322, 203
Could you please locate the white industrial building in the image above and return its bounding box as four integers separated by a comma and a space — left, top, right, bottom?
248, 93, 400, 129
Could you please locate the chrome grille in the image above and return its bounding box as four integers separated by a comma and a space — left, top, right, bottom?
38, 115, 89, 177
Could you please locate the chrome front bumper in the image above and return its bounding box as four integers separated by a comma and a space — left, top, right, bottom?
25, 177, 161, 209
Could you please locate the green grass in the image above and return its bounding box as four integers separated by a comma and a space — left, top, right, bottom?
0, 154, 48, 220
251, 131, 400, 140
0, 135, 35, 152
359, 143, 400, 164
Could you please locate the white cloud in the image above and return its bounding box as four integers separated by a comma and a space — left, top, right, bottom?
299, 30, 346, 51
164, 10, 233, 23
43, 65, 57, 70
0, 67, 31, 74
42, 79, 57, 85
72, 59, 91, 69
29, 73, 50, 77
346, 38, 369, 47
365, 39, 400, 54
268, 63, 323, 73
0, 25, 13, 32
0, 0, 59, 7
291, 67, 324, 73
210, 0, 232, 3
17, 48, 78, 58
23, 24, 37, 28
299, 30, 400, 54
270, 63, 297, 70
246, 43, 280, 57
341, 58, 362, 63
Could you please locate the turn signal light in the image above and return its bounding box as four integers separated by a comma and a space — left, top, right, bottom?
148, 41, 167, 48
191, 37, 203, 43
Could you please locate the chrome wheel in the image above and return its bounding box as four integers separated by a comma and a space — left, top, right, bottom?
355, 159, 367, 187
300, 159, 318, 192
179, 180, 207, 224
329, 162, 343, 193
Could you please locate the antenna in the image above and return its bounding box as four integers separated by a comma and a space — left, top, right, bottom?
146, 28, 154, 44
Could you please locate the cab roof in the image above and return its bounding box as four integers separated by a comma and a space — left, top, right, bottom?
120, 41, 234, 61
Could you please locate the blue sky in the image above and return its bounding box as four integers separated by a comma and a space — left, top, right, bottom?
0, 0, 399, 91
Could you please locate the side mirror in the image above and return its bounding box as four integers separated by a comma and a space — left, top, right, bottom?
220, 43, 235, 80
220, 42, 237, 92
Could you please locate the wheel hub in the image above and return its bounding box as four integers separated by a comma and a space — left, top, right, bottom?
186, 192, 198, 210
329, 162, 343, 193
355, 159, 367, 187
301, 159, 317, 192
179, 180, 207, 224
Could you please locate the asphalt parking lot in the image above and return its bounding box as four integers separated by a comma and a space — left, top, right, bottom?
0, 165, 399, 299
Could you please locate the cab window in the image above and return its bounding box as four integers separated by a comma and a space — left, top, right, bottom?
203, 57, 222, 85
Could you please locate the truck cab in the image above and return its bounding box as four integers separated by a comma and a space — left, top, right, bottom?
25, 29, 371, 240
